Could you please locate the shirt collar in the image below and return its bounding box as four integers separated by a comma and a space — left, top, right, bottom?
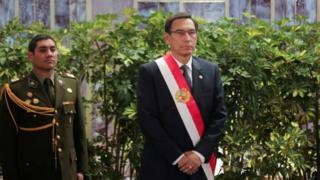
172, 56, 193, 71
33, 71, 55, 85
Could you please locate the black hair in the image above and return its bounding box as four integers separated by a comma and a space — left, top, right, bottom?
28, 34, 56, 52
164, 12, 198, 33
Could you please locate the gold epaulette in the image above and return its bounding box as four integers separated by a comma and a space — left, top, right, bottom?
19, 118, 56, 131
3, 83, 59, 153
3, 83, 55, 133
3, 83, 55, 115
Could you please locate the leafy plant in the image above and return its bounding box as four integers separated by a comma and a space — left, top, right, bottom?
1, 10, 319, 179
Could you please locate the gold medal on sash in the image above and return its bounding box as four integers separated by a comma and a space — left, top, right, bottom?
175, 88, 191, 103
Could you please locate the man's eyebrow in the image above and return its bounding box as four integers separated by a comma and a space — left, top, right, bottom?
38, 45, 56, 49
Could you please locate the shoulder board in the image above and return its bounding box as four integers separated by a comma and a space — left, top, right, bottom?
58, 72, 76, 79
10, 77, 21, 83
9, 78, 24, 86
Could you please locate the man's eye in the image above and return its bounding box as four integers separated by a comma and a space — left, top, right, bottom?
176, 31, 185, 35
188, 30, 196, 35
171, 30, 197, 36
39, 49, 47, 52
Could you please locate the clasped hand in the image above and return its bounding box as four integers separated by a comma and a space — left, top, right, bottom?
177, 151, 202, 175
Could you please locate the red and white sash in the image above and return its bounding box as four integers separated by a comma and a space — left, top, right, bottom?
155, 52, 216, 180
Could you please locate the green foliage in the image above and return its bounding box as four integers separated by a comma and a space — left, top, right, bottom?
0, 18, 69, 84
199, 14, 319, 179
0, 18, 31, 84
1, 10, 319, 179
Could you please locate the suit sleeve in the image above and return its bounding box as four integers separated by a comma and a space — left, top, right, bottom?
73, 79, 89, 175
137, 64, 183, 164
194, 65, 227, 162
0, 86, 19, 180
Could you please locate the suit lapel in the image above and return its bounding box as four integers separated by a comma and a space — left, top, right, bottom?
54, 74, 65, 108
192, 57, 204, 104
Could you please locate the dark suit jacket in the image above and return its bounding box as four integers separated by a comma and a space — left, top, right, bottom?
0, 72, 89, 180
137, 56, 227, 180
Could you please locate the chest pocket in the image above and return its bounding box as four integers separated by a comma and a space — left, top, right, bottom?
63, 103, 76, 125
63, 103, 76, 114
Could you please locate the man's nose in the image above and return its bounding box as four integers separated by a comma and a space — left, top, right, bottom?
184, 33, 193, 41
47, 50, 54, 56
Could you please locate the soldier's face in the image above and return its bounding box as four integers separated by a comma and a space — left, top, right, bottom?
28, 39, 58, 71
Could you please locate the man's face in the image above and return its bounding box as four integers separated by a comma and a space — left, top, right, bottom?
164, 18, 197, 58
28, 39, 57, 71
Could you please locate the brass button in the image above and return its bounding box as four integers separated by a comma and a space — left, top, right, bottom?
56, 135, 61, 140
54, 110, 58, 114
33, 114, 37, 118
56, 122, 59, 126
58, 148, 62, 152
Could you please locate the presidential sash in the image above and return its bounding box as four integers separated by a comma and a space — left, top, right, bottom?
155, 52, 216, 180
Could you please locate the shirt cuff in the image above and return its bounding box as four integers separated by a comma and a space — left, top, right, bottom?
192, 150, 205, 163
172, 154, 185, 165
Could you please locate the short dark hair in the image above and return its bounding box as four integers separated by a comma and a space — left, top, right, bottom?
164, 12, 198, 33
28, 34, 56, 52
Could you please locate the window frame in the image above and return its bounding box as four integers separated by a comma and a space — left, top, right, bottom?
133, 0, 229, 17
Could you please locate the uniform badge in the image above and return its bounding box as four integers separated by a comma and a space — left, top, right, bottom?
27, 92, 33, 98
25, 99, 31, 104
33, 98, 39, 104
67, 88, 73, 93
175, 88, 191, 103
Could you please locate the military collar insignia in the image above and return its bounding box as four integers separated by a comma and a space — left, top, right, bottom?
56, 75, 64, 86
28, 78, 39, 88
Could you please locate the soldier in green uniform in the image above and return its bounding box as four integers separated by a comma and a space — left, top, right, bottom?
0, 34, 89, 180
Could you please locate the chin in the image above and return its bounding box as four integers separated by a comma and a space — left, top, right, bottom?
43, 67, 55, 71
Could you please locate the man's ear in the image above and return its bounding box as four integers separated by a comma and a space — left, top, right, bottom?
164, 32, 170, 45
27, 51, 33, 62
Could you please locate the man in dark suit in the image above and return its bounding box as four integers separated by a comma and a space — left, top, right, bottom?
0, 34, 89, 180
137, 13, 227, 180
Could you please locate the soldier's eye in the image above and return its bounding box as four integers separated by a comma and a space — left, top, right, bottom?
38, 48, 47, 53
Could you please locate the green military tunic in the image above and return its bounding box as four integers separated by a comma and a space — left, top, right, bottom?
0, 72, 89, 180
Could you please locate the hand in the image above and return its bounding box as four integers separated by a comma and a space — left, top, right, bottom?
178, 151, 202, 175
77, 172, 84, 180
